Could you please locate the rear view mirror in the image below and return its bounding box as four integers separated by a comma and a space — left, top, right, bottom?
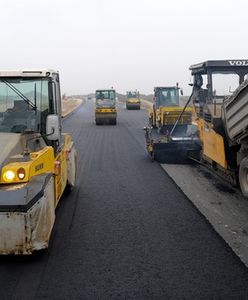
46, 114, 60, 141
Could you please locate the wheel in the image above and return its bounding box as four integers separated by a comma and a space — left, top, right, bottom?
239, 157, 248, 198
151, 152, 154, 162
149, 117, 153, 126
112, 118, 117, 125
157, 121, 161, 129
149, 114, 157, 128
66, 149, 77, 192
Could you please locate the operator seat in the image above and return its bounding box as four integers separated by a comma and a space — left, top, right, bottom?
3, 100, 35, 132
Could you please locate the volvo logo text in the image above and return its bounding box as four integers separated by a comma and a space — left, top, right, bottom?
228, 60, 248, 66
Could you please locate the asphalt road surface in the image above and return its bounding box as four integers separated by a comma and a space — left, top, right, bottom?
1, 100, 248, 300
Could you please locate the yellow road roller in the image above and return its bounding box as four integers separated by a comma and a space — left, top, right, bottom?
126, 91, 140, 110
0, 69, 77, 254
95, 89, 117, 125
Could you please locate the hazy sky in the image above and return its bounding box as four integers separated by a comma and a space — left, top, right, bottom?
0, 0, 247, 95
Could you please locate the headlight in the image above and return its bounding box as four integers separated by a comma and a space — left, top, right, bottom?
3, 170, 15, 182
17, 168, 26, 180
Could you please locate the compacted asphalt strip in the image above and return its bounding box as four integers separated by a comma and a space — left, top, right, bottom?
0, 99, 248, 300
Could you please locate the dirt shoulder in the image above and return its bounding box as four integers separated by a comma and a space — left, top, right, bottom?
141, 99, 152, 109
62, 98, 83, 117
161, 163, 248, 267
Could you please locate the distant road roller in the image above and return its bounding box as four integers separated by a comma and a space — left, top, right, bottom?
126, 91, 140, 110
0, 69, 77, 254
95, 89, 117, 125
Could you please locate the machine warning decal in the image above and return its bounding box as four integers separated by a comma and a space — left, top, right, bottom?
35, 163, 44, 172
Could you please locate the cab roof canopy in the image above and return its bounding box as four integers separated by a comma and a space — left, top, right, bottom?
190, 60, 248, 75
96, 89, 115, 92
0, 69, 58, 78
154, 86, 178, 90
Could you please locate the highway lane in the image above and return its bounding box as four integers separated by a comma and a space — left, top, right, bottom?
1, 99, 248, 299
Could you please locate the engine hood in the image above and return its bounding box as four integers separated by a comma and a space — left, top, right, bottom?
0, 133, 23, 169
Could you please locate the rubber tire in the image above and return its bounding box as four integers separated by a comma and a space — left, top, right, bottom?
239, 157, 248, 198
151, 152, 154, 162
149, 117, 153, 127
66, 151, 77, 193
112, 119, 117, 125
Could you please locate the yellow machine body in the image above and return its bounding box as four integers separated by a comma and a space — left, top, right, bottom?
126, 91, 141, 110
95, 108, 117, 114
1, 147, 55, 185
95, 89, 117, 125
0, 136, 74, 207
188, 60, 248, 197
145, 86, 201, 163
0, 69, 77, 254
149, 86, 193, 128
126, 97, 141, 110
196, 117, 227, 169
54, 133, 75, 206
0, 132, 76, 255
127, 98, 140, 104
150, 106, 192, 128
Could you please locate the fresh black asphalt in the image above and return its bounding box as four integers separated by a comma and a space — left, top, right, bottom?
0, 100, 248, 300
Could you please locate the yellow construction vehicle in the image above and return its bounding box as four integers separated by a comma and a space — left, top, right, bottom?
95, 89, 117, 125
0, 69, 77, 254
149, 85, 192, 128
145, 86, 200, 162
189, 60, 248, 197
126, 91, 140, 110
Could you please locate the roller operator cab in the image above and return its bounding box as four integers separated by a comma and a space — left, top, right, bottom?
149, 86, 192, 128
95, 89, 117, 125
0, 70, 77, 254
189, 60, 248, 197
145, 86, 200, 163
126, 91, 140, 110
